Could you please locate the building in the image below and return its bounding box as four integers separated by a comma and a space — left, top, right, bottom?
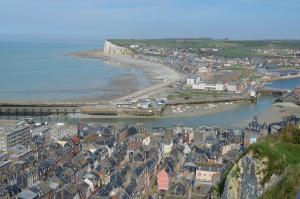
294, 87, 300, 99
195, 164, 224, 185
192, 82, 225, 91
243, 117, 268, 147
0, 125, 31, 152
187, 76, 200, 85
8, 144, 34, 162
227, 84, 237, 93
157, 169, 170, 191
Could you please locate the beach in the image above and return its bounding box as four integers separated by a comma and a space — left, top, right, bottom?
70, 50, 183, 103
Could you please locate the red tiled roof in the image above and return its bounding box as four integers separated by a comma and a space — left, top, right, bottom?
157, 170, 169, 191
71, 136, 80, 144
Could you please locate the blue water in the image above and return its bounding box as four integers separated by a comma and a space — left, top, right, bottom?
71, 78, 300, 128
0, 39, 150, 100
265, 78, 300, 89
1, 35, 299, 128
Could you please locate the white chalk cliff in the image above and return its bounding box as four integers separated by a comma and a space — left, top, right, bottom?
103, 40, 133, 56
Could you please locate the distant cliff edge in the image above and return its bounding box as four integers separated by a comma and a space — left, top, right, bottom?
103, 40, 133, 56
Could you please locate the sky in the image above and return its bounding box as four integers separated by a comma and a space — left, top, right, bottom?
0, 0, 299, 40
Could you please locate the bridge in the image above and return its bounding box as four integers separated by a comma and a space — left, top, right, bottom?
257, 87, 290, 95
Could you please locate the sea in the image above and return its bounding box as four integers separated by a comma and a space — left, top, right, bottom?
1, 35, 300, 128
0, 35, 150, 100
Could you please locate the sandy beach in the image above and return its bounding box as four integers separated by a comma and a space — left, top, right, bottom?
70, 50, 183, 103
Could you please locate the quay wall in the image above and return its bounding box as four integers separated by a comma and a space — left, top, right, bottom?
166, 96, 252, 106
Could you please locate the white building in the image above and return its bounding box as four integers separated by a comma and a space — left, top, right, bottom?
192, 83, 206, 90
192, 82, 224, 91
198, 67, 208, 74
250, 90, 256, 98
216, 84, 225, 91
187, 78, 195, 85
227, 84, 237, 93
187, 76, 201, 85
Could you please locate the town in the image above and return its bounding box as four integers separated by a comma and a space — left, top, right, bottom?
101, 39, 300, 117
0, 114, 299, 199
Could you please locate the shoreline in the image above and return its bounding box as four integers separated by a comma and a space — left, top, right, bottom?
69, 102, 242, 119
70, 49, 184, 103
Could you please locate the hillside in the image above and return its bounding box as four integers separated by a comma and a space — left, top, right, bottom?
221, 126, 300, 199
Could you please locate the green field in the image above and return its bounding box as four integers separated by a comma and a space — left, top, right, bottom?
109, 39, 300, 58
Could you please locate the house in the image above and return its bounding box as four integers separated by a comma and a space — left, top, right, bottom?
187, 76, 200, 85
191, 184, 212, 199
18, 189, 38, 199
195, 163, 224, 185
0, 161, 11, 173
227, 83, 244, 93
227, 84, 237, 93
17, 168, 39, 189
152, 136, 173, 157
127, 134, 144, 155
77, 182, 92, 199
174, 126, 194, 144
132, 164, 148, 192
48, 176, 64, 192
30, 181, 54, 199
5, 185, 22, 198
7, 144, 35, 163
55, 184, 79, 199
270, 124, 282, 134
157, 169, 170, 191
192, 82, 225, 91
198, 66, 208, 74
97, 184, 113, 198
192, 82, 206, 90
0, 153, 9, 161
243, 116, 268, 147
88, 145, 110, 162
0, 190, 10, 199
286, 115, 300, 128
219, 140, 240, 156
38, 160, 54, 181
294, 87, 300, 98
165, 181, 188, 199
123, 180, 138, 199
131, 149, 145, 163
216, 83, 225, 91
83, 172, 101, 193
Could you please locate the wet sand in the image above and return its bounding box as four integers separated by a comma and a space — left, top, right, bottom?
259, 102, 300, 123
163, 102, 241, 117
70, 49, 183, 103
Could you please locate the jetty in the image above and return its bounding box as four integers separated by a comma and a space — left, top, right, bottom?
0, 101, 89, 116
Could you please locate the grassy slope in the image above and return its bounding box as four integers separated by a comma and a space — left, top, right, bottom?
248, 127, 300, 199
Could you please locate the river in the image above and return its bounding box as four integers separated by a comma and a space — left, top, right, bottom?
2, 77, 299, 129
